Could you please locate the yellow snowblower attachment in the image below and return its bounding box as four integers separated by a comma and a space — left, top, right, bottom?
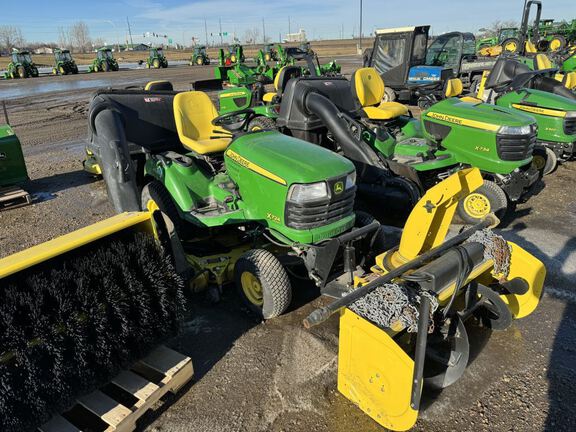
0, 210, 185, 432
305, 168, 545, 431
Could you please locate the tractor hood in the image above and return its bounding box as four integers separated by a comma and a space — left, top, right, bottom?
225, 131, 354, 186
504, 88, 576, 115
425, 98, 536, 130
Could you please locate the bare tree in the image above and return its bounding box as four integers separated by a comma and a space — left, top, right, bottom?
0, 25, 24, 51
70, 21, 91, 53
243, 27, 260, 45
57, 26, 71, 49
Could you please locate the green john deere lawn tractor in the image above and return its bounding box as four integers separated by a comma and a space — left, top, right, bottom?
89, 48, 119, 72
471, 57, 576, 174
190, 45, 210, 65
3, 50, 39, 79
269, 69, 540, 225
52, 48, 79, 75
85, 87, 398, 318
146, 47, 168, 68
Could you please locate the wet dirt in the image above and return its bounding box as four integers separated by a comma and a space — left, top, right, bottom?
0, 58, 574, 431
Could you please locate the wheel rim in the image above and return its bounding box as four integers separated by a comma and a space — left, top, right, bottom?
231, 55, 236, 62
504, 41, 517, 52
59, 66, 65, 74
463, 193, 491, 218
532, 154, 546, 170
550, 39, 561, 51
240, 271, 263, 306
197, 57, 203, 65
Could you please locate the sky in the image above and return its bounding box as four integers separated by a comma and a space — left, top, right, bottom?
2, 0, 575, 46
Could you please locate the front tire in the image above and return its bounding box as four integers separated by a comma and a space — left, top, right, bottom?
457, 180, 508, 225
234, 249, 292, 319
549, 35, 566, 52
533, 146, 558, 176
17, 66, 26, 78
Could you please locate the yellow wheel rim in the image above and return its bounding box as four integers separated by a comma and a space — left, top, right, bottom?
231, 55, 236, 63
550, 39, 561, 51
197, 57, 203, 65
241, 271, 263, 306
532, 154, 546, 170
463, 193, 491, 218
59, 66, 65, 74
265, 54, 271, 61
504, 41, 517, 52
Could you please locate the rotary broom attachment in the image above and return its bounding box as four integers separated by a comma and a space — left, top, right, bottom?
0, 213, 185, 432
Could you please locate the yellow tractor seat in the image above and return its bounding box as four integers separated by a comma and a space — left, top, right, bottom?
363, 103, 409, 120
262, 66, 302, 103
562, 71, 576, 90
145, 80, 173, 91
173, 91, 231, 155
352, 67, 409, 120
535, 53, 553, 70
444, 78, 463, 98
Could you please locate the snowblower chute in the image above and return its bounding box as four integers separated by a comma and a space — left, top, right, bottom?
304, 168, 545, 431
0, 210, 185, 432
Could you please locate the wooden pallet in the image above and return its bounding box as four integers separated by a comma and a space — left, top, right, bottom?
0, 185, 32, 210
39, 346, 193, 432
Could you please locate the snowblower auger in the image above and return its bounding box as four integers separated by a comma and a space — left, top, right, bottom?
0, 210, 186, 432
304, 168, 545, 431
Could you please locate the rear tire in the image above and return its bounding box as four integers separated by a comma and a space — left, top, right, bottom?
383, 86, 396, 102
141, 181, 184, 234
457, 180, 508, 225
234, 249, 292, 319
248, 116, 277, 131
17, 65, 26, 78
153, 58, 160, 69
104, 61, 111, 72
548, 35, 566, 52
501, 37, 520, 54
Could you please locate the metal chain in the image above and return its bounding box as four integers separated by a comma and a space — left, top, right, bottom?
349, 283, 439, 333
465, 228, 512, 279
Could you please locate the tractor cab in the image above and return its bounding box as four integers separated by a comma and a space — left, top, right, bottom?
13, 51, 33, 65
367, 27, 493, 101
55, 49, 73, 62
151, 47, 164, 57
195, 46, 207, 56
263, 43, 278, 61
98, 49, 114, 60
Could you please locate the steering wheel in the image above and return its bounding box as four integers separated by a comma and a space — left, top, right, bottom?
212, 108, 256, 132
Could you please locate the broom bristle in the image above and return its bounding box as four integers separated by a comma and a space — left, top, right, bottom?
0, 232, 185, 432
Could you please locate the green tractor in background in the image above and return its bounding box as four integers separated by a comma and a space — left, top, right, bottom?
89, 48, 119, 72
270, 69, 541, 224
146, 47, 168, 69
262, 43, 278, 61
473, 56, 576, 174
213, 48, 275, 87
3, 49, 39, 79
52, 49, 79, 75
190, 45, 210, 65
222, 44, 245, 65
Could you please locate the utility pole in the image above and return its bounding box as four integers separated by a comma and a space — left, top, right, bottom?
359, 0, 363, 50
219, 18, 223, 46
204, 18, 208, 46
262, 18, 266, 43
126, 17, 134, 48
288, 16, 291, 36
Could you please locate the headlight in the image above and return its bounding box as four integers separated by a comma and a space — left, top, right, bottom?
498, 124, 533, 135
565, 111, 576, 119
345, 172, 356, 189
288, 182, 328, 203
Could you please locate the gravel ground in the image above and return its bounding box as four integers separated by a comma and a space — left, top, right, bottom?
0, 57, 574, 432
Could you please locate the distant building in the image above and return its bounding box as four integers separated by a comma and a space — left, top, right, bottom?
97, 43, 150, 52
34, 47, 53, 54
284, 29, 307, 43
